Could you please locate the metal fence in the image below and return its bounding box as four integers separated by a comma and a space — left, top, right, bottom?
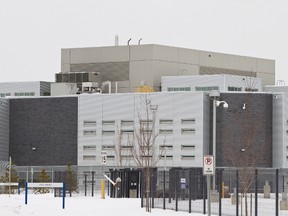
4, 165, 288, 215
11, 165, 114, 196
142, 167, 288, 216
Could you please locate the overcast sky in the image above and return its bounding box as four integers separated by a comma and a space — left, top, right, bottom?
0, 0, 287, 84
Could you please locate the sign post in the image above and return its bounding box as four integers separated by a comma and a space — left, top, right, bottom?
203, 155, 215, 216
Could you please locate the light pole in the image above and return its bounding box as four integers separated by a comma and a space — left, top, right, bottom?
209, 90, 228, 191
149, 104, 158, 155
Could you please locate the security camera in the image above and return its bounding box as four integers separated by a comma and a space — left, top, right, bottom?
223, 102, 228, 109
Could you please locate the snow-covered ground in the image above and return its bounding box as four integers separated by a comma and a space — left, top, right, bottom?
0, 193, 206, 216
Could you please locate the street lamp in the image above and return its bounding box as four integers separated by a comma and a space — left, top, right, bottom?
209, 90, 228, 191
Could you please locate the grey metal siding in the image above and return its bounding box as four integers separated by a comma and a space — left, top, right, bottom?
78, 92, 206, 167
9, 97, 78, 166
0, 98, 9, 161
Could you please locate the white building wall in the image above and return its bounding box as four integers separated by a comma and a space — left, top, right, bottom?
0, 98, 9, 161
0, 81, 51, 97
78, 92, 208, 168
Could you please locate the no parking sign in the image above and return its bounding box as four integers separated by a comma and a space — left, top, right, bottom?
203, 155, 215, 176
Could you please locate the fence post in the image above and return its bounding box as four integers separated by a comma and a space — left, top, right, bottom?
141, 172, 144, 208
84, 174, 87, 197
163, 170, 166, 210
91, 171, 95, 197
175, 170, 178, 212
189, 169, 192, 213
236, 169, 239, 216
151, 172, 154, 209
219, 169, 222, 216
255, 169, 258, 216
276, 169, 279, 216
203, 175, 206, 214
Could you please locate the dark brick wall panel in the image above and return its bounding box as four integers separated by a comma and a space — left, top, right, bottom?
210, 93, 272, 167
9, 97, 78, 166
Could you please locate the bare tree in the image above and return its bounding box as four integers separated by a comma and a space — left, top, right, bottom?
128, 93, 163, 212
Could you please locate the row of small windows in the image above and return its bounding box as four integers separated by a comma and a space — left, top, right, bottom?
83, 129, 196, 136
14, 92, 35, 96
0, 93, 11, 97
167, 87, 191, 92
228, 87, 242, 91
167, 86, 258, 92
83, 155, 195, 160
195, 86, 219, 92
83, 119, 196, 127
82, 145, 195, 151
0, 92, 35, 97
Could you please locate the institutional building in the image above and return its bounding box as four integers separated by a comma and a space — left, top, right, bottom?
0, 44, 282, 171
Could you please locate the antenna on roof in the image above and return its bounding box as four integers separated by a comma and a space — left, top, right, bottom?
127, 38, 132, 45
138, 38, 142, 45
115, 35, 119, 46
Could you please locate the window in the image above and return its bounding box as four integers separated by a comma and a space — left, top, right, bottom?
181, 155, 195, 160
14, 92, 35, 96
121, 155, 133, 159
121, 146, 133, 149
83, 130, 96, 135
167, 87, 191, 92
83, 145, 96, 151
195, 86, 219, 91
102, 120, 115, 125
121, 129, 134, 134
245, 88, 258, 92
228, 86, 242, 91
181, 119, 195, 124
181, 145, 195, 150
159, 129, 173, 134
181, 129, 195, 134
102, 130, 115, 135
159, 119, 173, 124
0, 93, 11, 97
161, 155, 173, 160
159, 145, 173, 150
107, 155, 115, 159
83, 155, 96, 160
121, 120, 134, 126
140, 120, 153, 124
102, 145, 115, 150
140, 129, 153, 134
83, 121, 96, 126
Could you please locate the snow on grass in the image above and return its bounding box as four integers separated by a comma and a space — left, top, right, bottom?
0, 193, 206, 216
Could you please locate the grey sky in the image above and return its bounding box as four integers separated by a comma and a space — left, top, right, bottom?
0, 0, 287, 84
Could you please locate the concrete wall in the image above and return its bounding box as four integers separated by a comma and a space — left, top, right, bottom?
0, 98, 9, 161
212, 93, 273, 167
9, 97, 78, 166
61, 44, 275, 93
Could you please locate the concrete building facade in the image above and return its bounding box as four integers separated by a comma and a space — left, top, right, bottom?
58, 44, 275, 93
